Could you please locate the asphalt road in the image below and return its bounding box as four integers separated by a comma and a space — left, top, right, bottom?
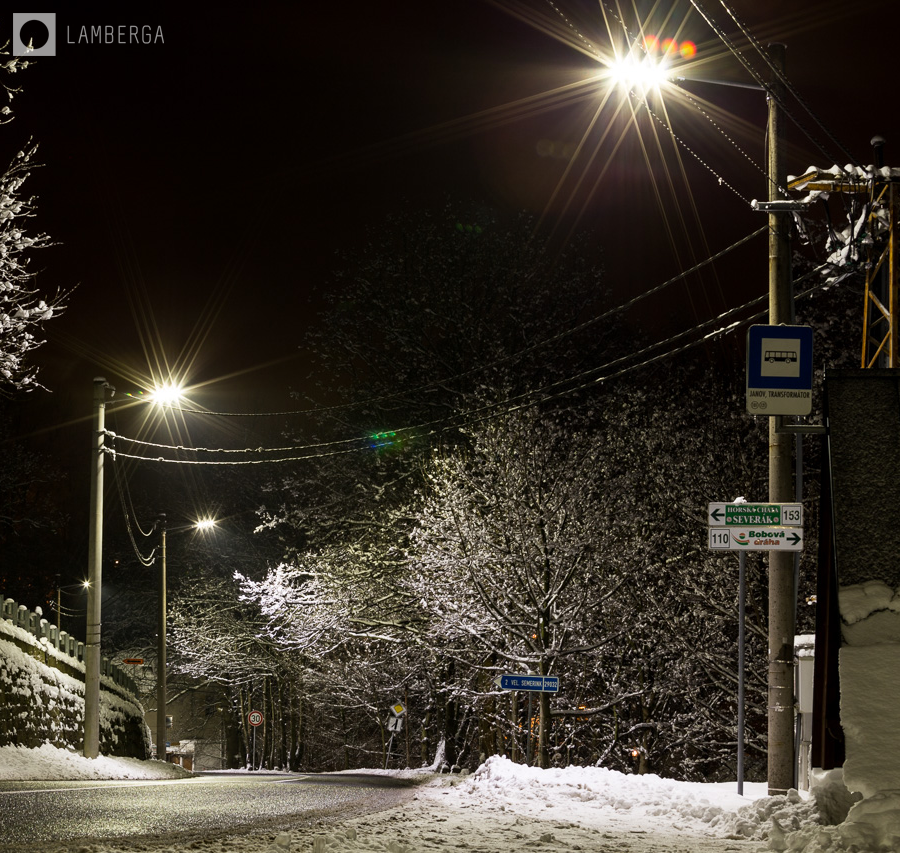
0, 772, 420, 849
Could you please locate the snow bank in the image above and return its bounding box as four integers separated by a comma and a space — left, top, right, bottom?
0, 742, 191, 780
462, 755, 818, 841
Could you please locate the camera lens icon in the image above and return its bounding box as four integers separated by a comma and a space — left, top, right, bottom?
13, 13, 57, 57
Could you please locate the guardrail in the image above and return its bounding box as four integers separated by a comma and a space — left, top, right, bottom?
1, 597, 139, 696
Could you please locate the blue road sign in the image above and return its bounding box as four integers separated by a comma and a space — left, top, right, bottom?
746, 325, 813, 415
494, 674, 559, 693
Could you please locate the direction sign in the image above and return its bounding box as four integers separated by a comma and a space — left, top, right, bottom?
708, 526, 804, 551
746, 324, 813, 415
707, 502, 802, 527
493, 674, 559, 693
122, 658, 144, 665
248, 710, 264, 727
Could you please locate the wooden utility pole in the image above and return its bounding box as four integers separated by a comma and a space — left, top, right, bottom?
765, 43, 796, 796
157, 514, 168, 763
84, 377, 111, 759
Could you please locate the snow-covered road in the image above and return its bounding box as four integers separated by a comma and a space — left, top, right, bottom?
0, 744, 889, 853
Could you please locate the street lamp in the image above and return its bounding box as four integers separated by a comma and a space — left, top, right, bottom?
611, 41, 796, 795
154, 515, 217, 763
84, 376, 187, 760
55, 579, 90, 632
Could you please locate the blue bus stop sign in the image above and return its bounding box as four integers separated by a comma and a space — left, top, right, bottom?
746, 325, 813, 416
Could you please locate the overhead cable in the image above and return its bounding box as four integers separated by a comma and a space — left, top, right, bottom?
107, 260, 845, 466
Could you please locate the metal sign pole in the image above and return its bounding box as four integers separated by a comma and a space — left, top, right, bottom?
527, 692, 533, 765
738, 550, 746, 795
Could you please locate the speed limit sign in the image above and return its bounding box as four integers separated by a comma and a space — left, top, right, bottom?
248, 710, 263, 727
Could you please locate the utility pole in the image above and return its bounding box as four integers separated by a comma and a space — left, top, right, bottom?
84, 376, 112, 759
766, 42, 796, 796
157, 513, 168, 763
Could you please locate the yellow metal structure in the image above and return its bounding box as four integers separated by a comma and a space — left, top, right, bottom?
861, 182, 898, 368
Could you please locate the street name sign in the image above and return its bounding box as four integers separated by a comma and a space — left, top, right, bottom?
493, 674, 559, 693
746, 324, 813, 415
708, 526, 804, 551
707, 502, 802, 527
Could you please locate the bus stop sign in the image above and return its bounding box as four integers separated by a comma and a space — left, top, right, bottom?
746, 325, 813, 416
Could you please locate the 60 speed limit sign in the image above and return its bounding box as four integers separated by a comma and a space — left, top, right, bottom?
248, 710, 264, 727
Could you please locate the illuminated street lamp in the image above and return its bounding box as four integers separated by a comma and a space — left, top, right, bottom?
55, 579, 90, 632
149, 382, 184, 407
611, 37, 796, 795
154, 515, 217, 763
84, 376, 186, 760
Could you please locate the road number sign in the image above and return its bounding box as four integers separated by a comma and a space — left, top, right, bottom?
708, 526, 803, 551
707, 502, 802, 527
248, 710, 264, 727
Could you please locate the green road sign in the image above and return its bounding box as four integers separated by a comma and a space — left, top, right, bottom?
707, 502, 802, 527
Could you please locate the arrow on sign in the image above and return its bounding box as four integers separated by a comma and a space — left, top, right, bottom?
710, 507, 724, 522
786, 531, 801, 547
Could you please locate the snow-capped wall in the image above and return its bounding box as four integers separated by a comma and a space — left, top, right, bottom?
838, 580, 900, 799
0, 611, 149, 757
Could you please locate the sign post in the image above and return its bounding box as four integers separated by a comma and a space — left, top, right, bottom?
707, 500, 803, 794
248, 710, 263, 771
738, 550, 746, 796
494, 674, 559, 767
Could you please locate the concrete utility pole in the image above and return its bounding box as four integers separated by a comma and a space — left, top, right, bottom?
765, 42, 796, 796
157, 514, 168, 763
84, 377, 112, 759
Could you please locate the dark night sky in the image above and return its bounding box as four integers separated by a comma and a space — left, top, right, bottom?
2, 1, 899, 591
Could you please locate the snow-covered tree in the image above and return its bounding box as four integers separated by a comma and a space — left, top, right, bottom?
406, 407, 636, 768
0, 58, 63, 393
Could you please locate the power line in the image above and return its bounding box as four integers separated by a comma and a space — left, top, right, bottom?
687, 0, 855, 177
156, 226, 767, 421
715, 0, 859, 169
110, 456, 158, 567
106, 260, 844, 466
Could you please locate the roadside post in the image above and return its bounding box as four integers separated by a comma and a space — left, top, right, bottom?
384, 701, 406, 769
493, 674, 559, 766
707, 501, 804, 794
248, 710, 263, 770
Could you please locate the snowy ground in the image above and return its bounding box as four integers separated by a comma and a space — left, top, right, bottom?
0, 744, 874, 853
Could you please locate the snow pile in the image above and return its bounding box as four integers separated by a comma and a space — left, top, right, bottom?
460, 755, 820, 841
0, 743, 191, 780
774, 791, 900, 852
